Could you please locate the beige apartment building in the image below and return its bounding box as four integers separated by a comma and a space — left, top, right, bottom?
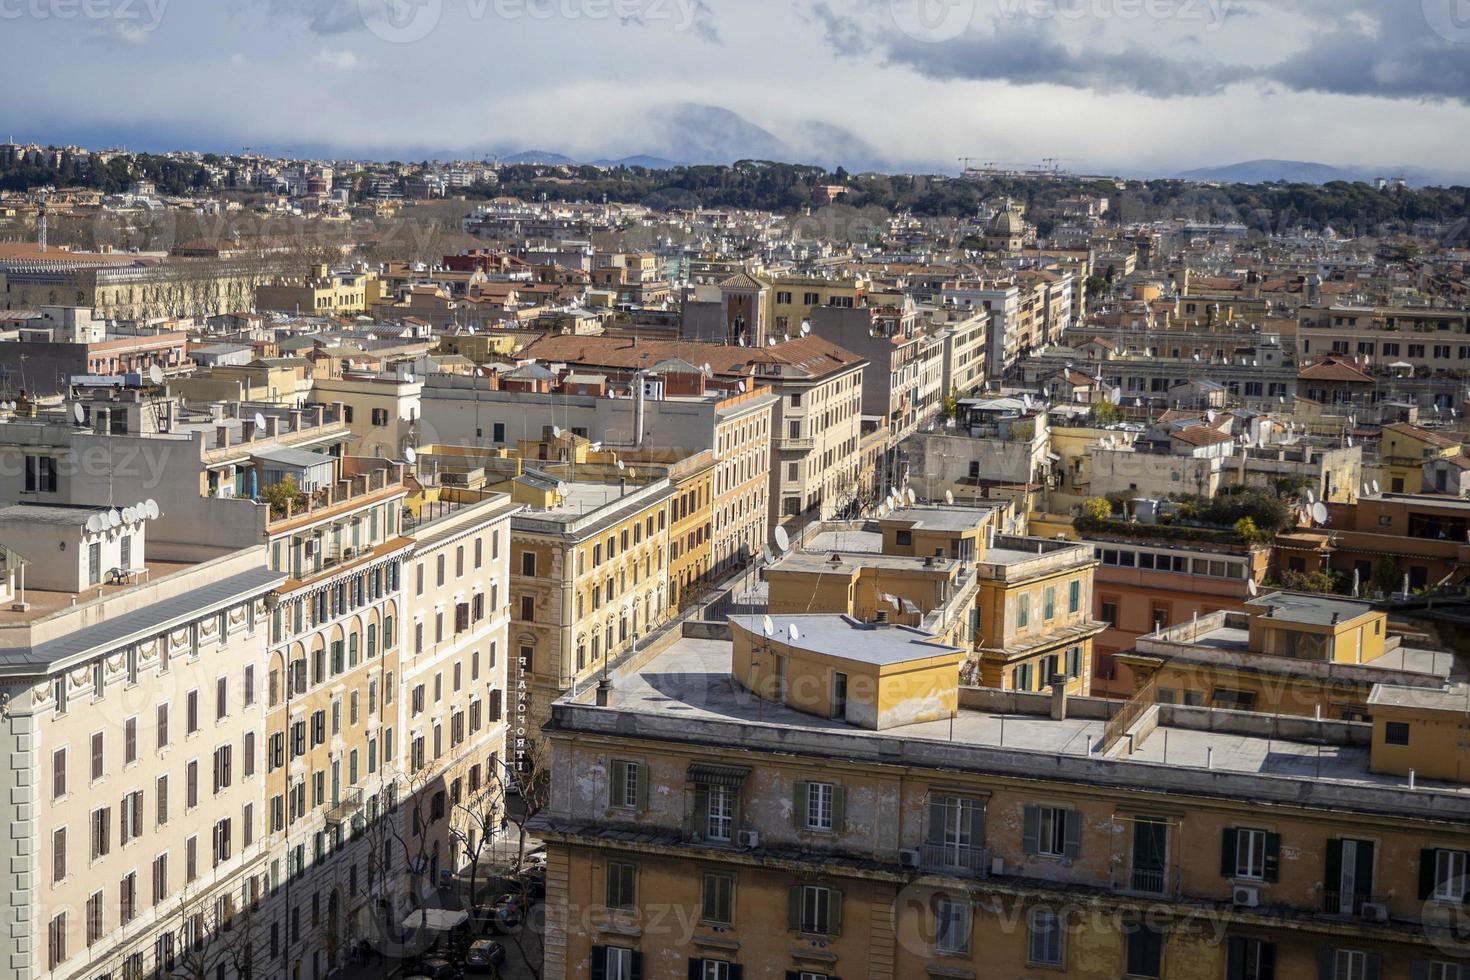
399, 493, 517, 882
0, 513, 282, 980
708, 386, 771, 577
260, 455, 411, 980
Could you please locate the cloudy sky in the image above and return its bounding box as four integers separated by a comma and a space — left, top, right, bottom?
5, 0, 1470, 174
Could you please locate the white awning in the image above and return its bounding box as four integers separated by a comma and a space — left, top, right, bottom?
401, 908, 469, 932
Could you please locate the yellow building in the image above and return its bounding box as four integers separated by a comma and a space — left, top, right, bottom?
537, 618, 1470, 980
766, 275, 866, 337
1378, 422, 1464, 494
255, 264, 379, 315
976, 535, 1104, 695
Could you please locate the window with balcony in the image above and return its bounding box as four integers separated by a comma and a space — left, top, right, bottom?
1223, 827, 1279, 881
1028, 907, 1064, 967
788, 884, 841, 936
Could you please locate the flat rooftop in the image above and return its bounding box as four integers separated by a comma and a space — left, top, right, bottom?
573, 636, 1470, 806
729, 614, 961, 666
0, 558, 192, 625
769, 550, 959, 576
882, 503, 995, 533
1247, 592, 1374, 626
804, 528, 882, 554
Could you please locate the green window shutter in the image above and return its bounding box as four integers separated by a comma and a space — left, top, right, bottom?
1324, 839, 1343, 909
1263, 833, 1281, 882
926, 796, 947, 845
635, 763, 649, 810
1354, 840, 1375, 901
828, 888, 843, 935
1021, 805, 1040, 854
1363, 954, 1380, 980
967, 800, 985, 849
792, 781, 808, 830
1221, 828, 1238, 877
1419, 848, 1438, 900
1063, 809, 1082, 860
787, 886, 801, 931
609, 760, 625, 807
831, 785, 846, 831
1318, 947, 1335, 980
692, 786, 710, 837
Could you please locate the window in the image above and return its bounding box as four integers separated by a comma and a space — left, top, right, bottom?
91, 806, 111, 859
1028, 907, 1063, 966
789, 884, 840, 935
605, 861, 636, 910
52, 747, 65, 800
797, 781, 841, 832
592, 946, 639, 980
1223, 828, 1279, 881
86, 891, 104, 945
706, 784, 733, 842
701, 872, 733, 925
1044, 587, 1055, 619
1023, 805, 1079, 859
1425, 848, 1469, 902
24, 454, 57, 493
520, 595, 535, 622
934, 897, 970, 955
1018, 594, 1029, 628
52, 827, 66, 883
1226, 937, 1276, 980
1068, 579, 1081, 614
1385, 722, 1410, 746
1324, 949, 1378, 980
609, 760, 645, 810
1125, 921, 1164, 978
1100, 600, 1119, 627
522, 551, 536, 576
695, 960, 735, 980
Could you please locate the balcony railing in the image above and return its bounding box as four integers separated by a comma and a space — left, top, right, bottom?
324, 787, 364, 825
920, 842, 989, 876
1129, 865, 1167, 895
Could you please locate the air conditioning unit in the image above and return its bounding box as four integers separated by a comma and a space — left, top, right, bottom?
737, 829, 760, 849
898, 848, 921, 868
1231, 885, 1260, 908
1360, 902, 1388, 923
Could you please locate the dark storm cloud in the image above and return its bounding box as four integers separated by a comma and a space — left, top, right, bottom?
812, 0, 1470, 103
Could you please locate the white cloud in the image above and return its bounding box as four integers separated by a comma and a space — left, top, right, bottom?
312, 47, 362, 70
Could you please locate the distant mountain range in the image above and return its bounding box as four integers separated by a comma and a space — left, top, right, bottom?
1170, 159, 1468, 187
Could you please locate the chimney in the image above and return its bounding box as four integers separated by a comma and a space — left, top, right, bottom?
215, 423, 230, 449
266, 416, 281, 438
1050, 678, 1068, 721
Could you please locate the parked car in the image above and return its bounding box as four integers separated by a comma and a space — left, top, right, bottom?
490, 893, 527, 932
463, 939, 507, 973
406, 956, 461, 979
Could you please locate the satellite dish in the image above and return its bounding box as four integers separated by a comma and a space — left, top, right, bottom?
906, 488, 917, 505
800, 320, 811, 336
1206, 410, 1217, 424
773, 526, 790, 553
1347, 436, 1354, 447
1372, 481, 1381, 495
147, 364, 164, 386
72, 403, 85, 425
761, 614, 774, 637
787, 624, 800, 643
627, 468, 637, 479
1022, 393, 1033, 411
404, 373, 415, 384
1110, 386, 1122, 404
253, 412, 267, 431
475, 368, 485, 377
551, 425, 562, 438
84, 515, 101, 534
1247, 579, 1259, 597
1312, 502, 1329, 525
737, 381, 746, 393
702, 362, 712, 376
404, 446, 417, 464
1306, 490, 1316, 504
122, 506, 136, 524
107, 509, 121, 529
616, 459, 625, 471
555, 481, 570, 497
144, 499, 159, 520
945, 490, 954, 505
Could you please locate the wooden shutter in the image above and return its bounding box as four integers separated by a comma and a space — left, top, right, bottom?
1063, 810, 1082, 860
1324, 840, 1343, 909
787, 886, 801, 931
828, 888, 843, 935
927, 796, 947, 846
792, 782, 808, 829
1318, 948, 1335, 980
1262, 833, 1281, 882
1420, 849, 1438, 900
1363, 954, 1380, 980
1412, 962, 1432, 980
1022, 805, 1041, 854
688, 960, 703, 980
630, 950, 643, 980
967, 801, 985, 851
1354, 840, 1375, 903
1258, 941, 1276, 980
609, 760, 626, 807
831, 784, 846, 831
1221, 828, 1239, 876
636, 764, 649, 810
590, 947, 607, 980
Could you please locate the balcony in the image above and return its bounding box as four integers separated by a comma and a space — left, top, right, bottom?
324, 787, 364, 826
777, 434, 816, 452
919, 842, 989, 876
1129, 865, 1168, 895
